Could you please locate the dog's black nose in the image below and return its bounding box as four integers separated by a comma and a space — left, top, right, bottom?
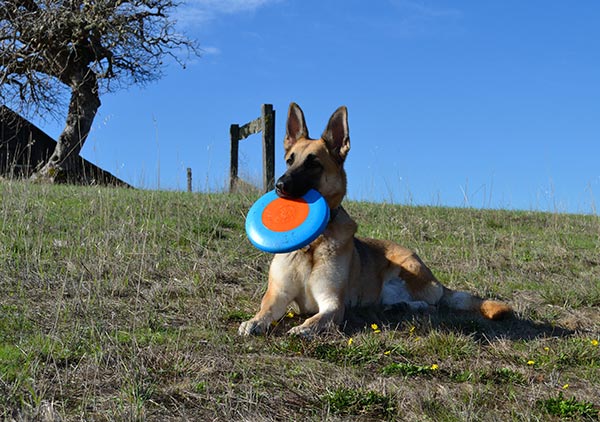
275, 179, 284, 191
275, 179, 289, 197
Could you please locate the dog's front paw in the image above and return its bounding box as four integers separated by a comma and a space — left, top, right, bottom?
287, 324, 315, 339
238, 319, 268, 336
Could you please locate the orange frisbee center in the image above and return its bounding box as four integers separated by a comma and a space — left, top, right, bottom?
262, 197, 309, 232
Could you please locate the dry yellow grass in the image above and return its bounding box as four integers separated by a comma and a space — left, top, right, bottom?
0, 181, 598, 420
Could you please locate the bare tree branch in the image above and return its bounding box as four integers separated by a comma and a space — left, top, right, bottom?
0, 0, 200, 181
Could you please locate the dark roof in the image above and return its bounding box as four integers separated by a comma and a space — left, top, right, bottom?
0, 105, 130, 187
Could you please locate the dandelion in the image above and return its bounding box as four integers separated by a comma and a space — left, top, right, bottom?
371, 323, 381, 334
347, 337, 354, 346
430, 364, 439, 370
527, 360, 535, 366
544, 347, 550, 352
591, 339, 599, 347
286, 311, 295, 318
384, 350, 391, 356
562, 383, 569, 389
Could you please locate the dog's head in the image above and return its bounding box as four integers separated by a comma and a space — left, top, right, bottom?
275, 103, 350, 209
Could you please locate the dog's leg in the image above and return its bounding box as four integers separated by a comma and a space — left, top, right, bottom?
286, 287, 344, 338
238, 255, 303, 336
286, 257, 349, 338
384, 246, 445, 304
388, 246, 511, 319
381, 278, 432, 312
238, 282, 295, 335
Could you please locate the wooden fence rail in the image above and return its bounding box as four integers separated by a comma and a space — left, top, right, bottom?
229, 104, 275, 193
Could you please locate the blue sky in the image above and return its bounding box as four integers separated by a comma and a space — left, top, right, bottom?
33, 1, 600, 214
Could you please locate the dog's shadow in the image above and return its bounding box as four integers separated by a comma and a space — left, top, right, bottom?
339, 306, 576, 341
265, 305, 578, 341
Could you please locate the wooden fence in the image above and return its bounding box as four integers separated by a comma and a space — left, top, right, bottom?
229, 104, 275, 193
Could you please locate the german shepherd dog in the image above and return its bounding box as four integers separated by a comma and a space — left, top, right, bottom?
239, 103, 511, 337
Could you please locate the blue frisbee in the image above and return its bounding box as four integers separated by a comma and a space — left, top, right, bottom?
246, 189, 330, 253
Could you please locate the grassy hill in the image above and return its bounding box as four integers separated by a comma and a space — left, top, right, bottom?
0, 181, 598, 421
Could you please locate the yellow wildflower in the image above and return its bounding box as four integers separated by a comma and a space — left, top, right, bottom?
371, 323, 379, 330
591, 339, 599, 347
430, 364, 439, 370
562, 384, 569, 389
527, 360, 535, 366
286, 311, 295, 318
347, 337, 354, 346
384, 350, 391, 356
544, 347, 550, 352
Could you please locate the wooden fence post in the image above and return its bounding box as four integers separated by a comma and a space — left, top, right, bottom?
229, 124, 240, 192
229, 104, 275, 193
187, 167, 192, 192
262, 104, 275, 192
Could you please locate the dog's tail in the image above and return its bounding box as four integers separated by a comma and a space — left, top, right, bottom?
440, 287, 511, 320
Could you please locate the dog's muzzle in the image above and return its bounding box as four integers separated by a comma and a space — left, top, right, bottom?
275, 174, 310, 198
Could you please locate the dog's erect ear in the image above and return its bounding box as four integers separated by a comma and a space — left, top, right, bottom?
322, 106, 350, 164
284, 103, 309, 153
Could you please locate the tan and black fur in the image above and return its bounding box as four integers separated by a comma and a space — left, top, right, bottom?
239, 103, 511, 337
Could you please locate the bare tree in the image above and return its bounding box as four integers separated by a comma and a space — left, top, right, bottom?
0, 0, 198, 182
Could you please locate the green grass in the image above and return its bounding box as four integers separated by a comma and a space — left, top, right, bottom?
539, 392, 598, 420
322, 387, 397, 419
0, 180, 599, 420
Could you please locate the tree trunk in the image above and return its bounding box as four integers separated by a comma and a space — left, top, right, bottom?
33, 69, 101, 183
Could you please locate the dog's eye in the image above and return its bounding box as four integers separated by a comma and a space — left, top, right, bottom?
305, 154, 321, 169
286, 153, 295, 166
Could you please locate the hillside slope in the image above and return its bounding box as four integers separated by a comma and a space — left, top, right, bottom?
1, 182, 598, 420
